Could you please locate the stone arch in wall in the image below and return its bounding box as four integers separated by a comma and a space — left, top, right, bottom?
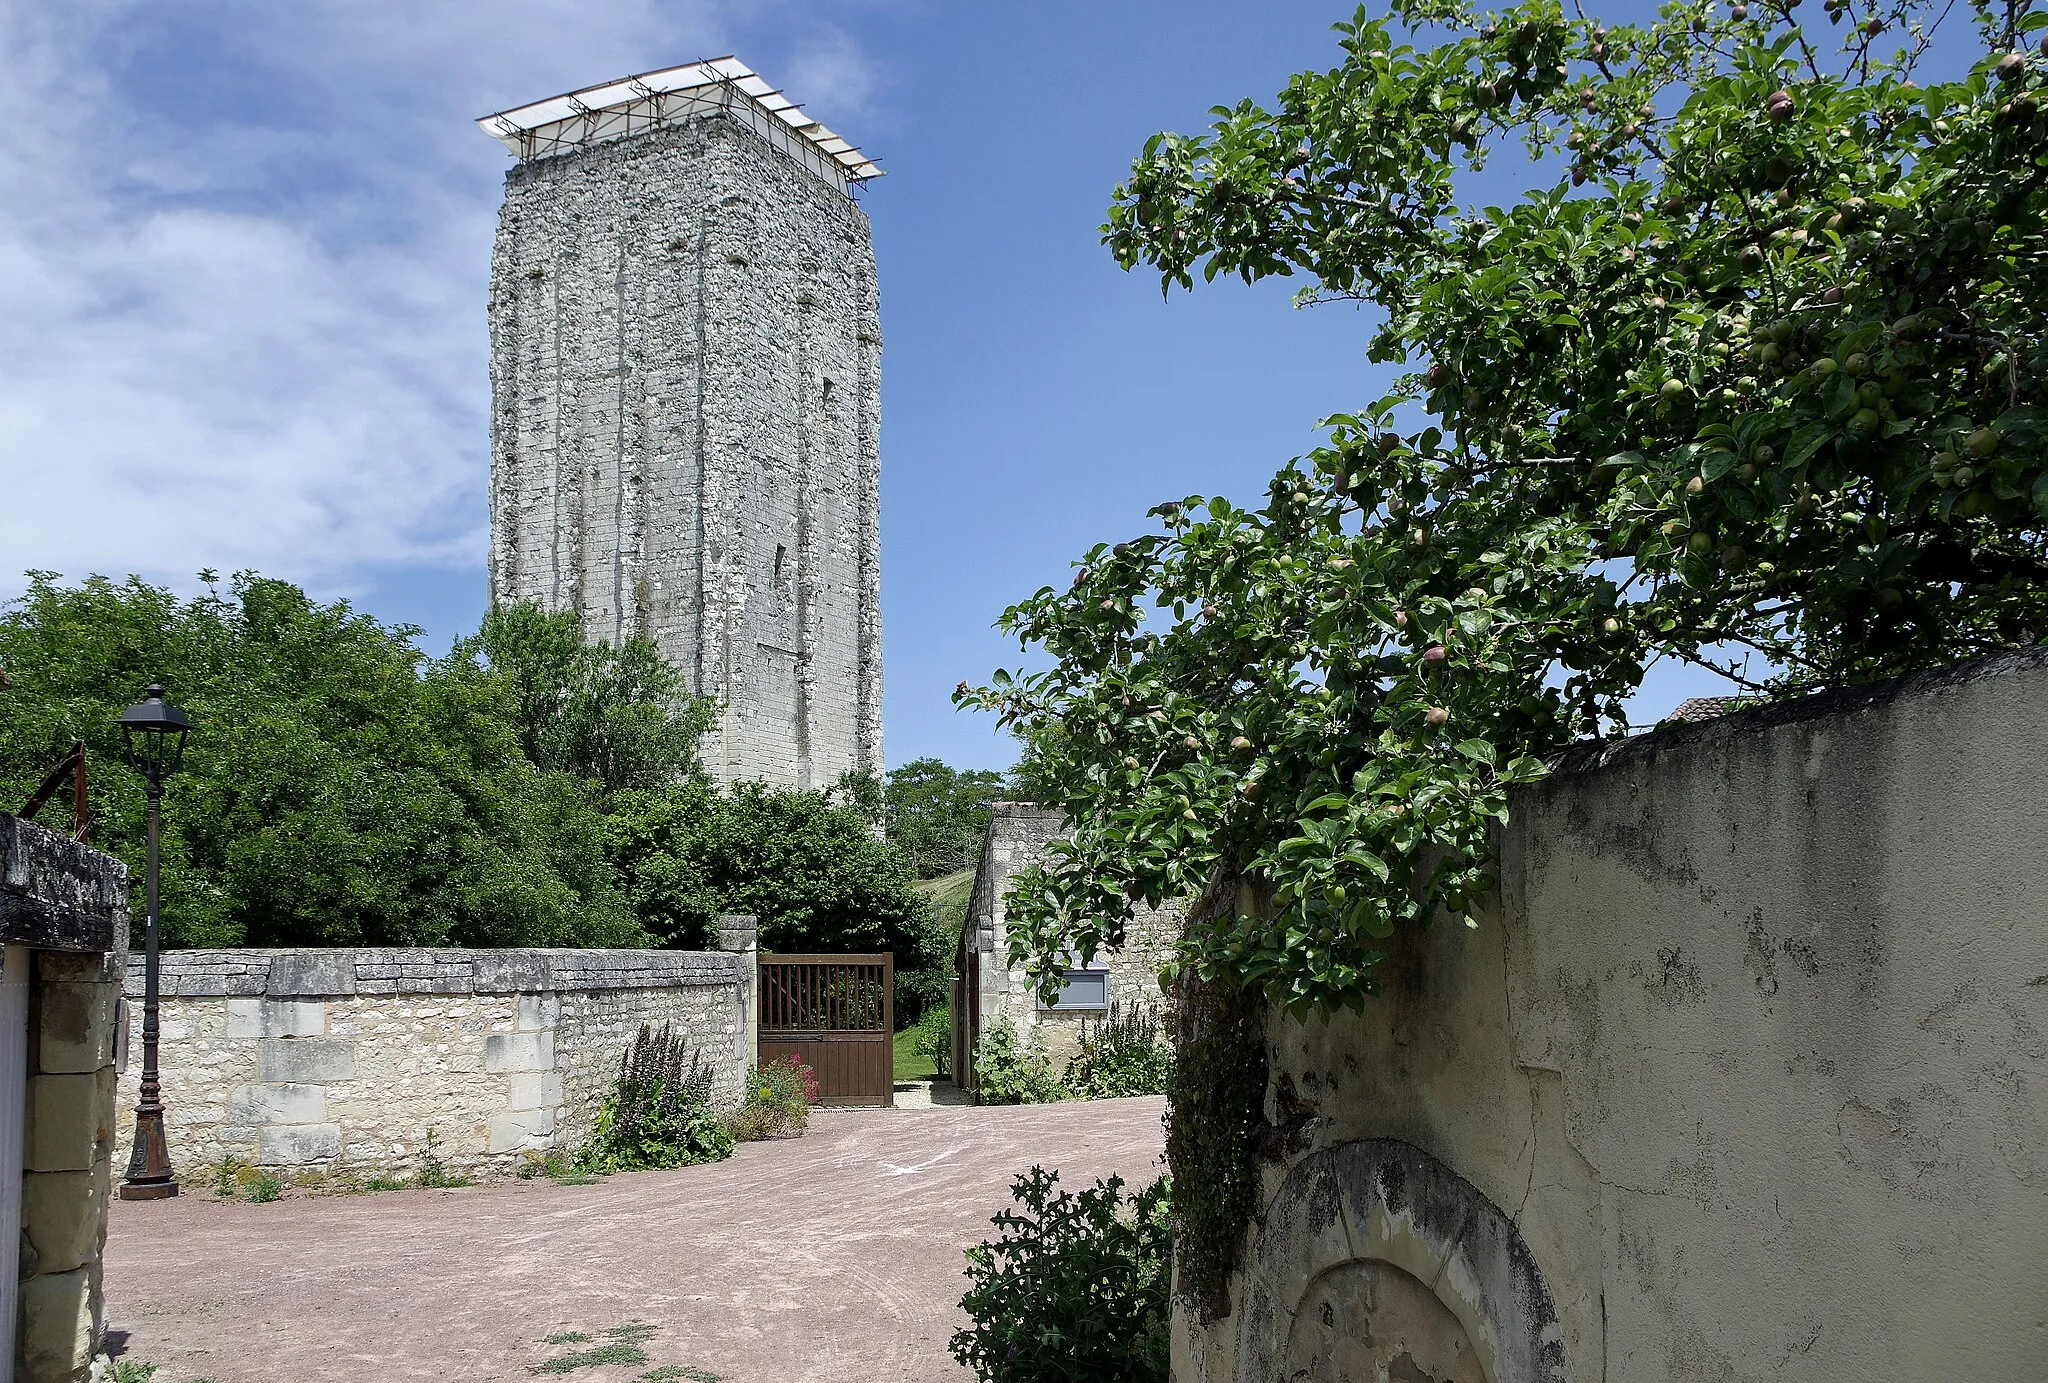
1235, 1139, 1566, 1383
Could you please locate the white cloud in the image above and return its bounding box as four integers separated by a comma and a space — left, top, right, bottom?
0, 0, 884, 604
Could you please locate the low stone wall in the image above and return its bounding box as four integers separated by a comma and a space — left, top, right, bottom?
1176, 648, 2048, 1382
115, 944, 755, 1179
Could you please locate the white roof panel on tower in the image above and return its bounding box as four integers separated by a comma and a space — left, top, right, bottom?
477, 56, 882, 195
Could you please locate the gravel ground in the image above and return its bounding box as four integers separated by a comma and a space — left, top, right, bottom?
103, 1095, 1168, 1383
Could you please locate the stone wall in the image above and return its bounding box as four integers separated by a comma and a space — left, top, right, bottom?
1, 813, 126, 1383
114, 946, 755, 1179
486, 90, 884, 791
1176, 647, 2048, 1382
955, 803, 1179, 1090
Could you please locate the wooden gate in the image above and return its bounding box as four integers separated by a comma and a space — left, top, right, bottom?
758, 953, 894, 1107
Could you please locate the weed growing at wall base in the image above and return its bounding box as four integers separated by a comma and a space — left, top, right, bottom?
1064, 1003, 1174, 1100
578, 1023, 734, 1172
724, 1055, 816, 1141
970, 1019, 1064, 1105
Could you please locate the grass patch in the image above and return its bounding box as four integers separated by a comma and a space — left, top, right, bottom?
894, 1026, 940, 1082
532, 1343, 649, 1374
914, 868, 976, 941
532, 1323, 661, 1374
638, 1368, 721, 1382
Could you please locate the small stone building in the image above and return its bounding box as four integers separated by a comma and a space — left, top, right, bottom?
952, 804, 1178, 1094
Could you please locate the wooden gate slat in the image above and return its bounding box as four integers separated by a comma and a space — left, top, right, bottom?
758, 952, 893, 1107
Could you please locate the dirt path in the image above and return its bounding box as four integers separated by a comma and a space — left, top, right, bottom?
103, 1096, 1167, 1383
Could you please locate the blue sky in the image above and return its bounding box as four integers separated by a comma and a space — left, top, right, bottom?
3, 0, 1769, 772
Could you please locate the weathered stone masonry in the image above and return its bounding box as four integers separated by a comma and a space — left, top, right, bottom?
2, 813, 127, 1383
114, 945, 756, 1178
486, 82, 884, 789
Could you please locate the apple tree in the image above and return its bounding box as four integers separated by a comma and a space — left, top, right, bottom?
960, 0, 2047, 1015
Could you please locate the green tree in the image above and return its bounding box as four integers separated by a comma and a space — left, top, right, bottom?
962, 0, 2046, 1013
883, 757, 1007, 878
603, 778, 938, 968
464, 601, 715, 796
0, 571, 641, 949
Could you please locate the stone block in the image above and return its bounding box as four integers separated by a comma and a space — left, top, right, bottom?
268, 952, 357, 997
37, 981, 116, 1074
20, 1265, 99, 1383
23, 1157, 110, 1276
225, 998, 326, 1039
26, 1069, 113, 1173
228, 1082, 326, 1126
256, 1122, 342, 1165
487, 1108, 555, 1153
474, 951, 550, 993
257, 1037, 355, 1083
517, 993, 561, 1032
37, 951, 117, 985
484, 1031, 553, 1073
505, 1072, 564, 1111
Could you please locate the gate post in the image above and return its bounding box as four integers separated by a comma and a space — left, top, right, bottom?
715, 916, 759, 1088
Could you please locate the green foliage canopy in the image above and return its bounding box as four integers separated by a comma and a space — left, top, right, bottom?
0, 572, 640, 949
603, 777, 937, 961
883, 756, 1006, 878
463, 602, 715, 796
963, 0, 2047, 1013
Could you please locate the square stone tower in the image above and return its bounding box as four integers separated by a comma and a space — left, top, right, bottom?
479, 59, 883, 788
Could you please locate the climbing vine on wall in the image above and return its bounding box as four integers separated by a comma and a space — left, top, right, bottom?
1163, 960, 1271, 1321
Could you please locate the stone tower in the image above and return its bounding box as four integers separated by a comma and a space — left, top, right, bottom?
478, 59, 883, 788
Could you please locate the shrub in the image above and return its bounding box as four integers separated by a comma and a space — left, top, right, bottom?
912, 1005, 953, 1080
971, 1019, 1063, 1105
725, 1055, 817, 1141
894, 966, 952, 1029
413, 1127, 470, 1189
1064, 1003, 1173, 1100
578, 1023, 734, 1172
951, 1168, 1171, 1383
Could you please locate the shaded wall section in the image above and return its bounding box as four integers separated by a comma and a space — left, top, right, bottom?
1180, 647, 2048, 1382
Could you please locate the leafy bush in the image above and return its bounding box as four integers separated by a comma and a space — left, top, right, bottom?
578, 1024, 734, 1173
602, 779, 936, 964
725, 1056, 817, 1141
1064, 1003, 1173, 1100
912, 1005, 953, 1080
894, 965, 952, 1030
0, 573, 647, 950
971, 1019, 1064, 1105
951, 1168, 1171, 1383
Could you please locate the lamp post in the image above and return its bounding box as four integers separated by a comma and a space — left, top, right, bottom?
116, 684, 191, 1201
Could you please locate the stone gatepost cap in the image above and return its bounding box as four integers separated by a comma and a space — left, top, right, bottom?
714, 915, 758, 952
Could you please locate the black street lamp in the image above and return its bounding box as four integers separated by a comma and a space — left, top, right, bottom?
116, 683, 191, 1201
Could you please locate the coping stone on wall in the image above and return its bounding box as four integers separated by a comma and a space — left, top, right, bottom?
0, 814, 123, 954
268, 951, 357, 998
127, 947, 744, 999
1547, 644, 2048, 782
